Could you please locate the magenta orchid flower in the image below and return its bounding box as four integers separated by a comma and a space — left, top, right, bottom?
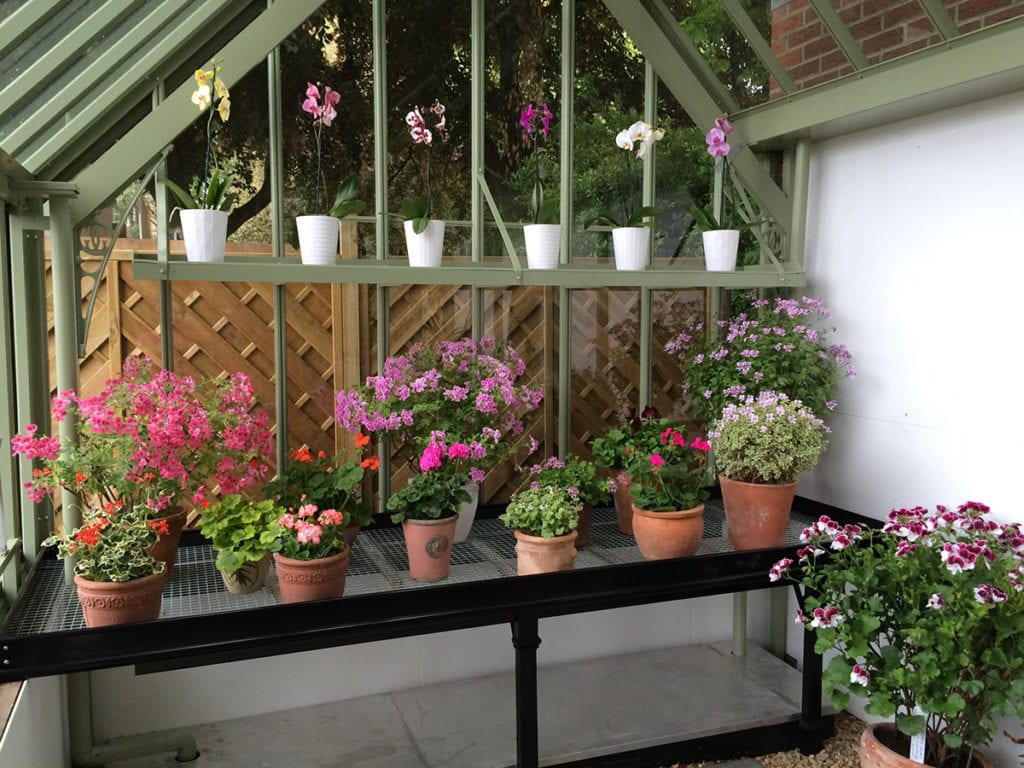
302, 81, 343, 214
519, 102, 558, 223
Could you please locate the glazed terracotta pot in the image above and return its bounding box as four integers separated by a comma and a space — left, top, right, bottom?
631, 504, 704, 560
719, 474, 797, 550
74, 572, 164, 627
575, 502, 593, 548
513, 530, 578, 575
859, 723, 993, 768
402, 515, 457, 581
609, 469, 634, 535
148, 508, 188, 577
219, 553, 271, 595
273, 548, 350, 603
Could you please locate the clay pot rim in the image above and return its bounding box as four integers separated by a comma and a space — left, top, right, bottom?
861, 722, 993, 768
631, 503, 705, 519
718, 474, 798, 490
401, 514, 459, 526
73, 571, 167, 590
513, 529, 579, 545
273, 548, 349, 567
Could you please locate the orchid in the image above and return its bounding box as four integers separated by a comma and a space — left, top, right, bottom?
162, 59, 235, 211
688, 113, 750, 232
775, 502, 1024, 766
583, 119, 664, 230
299, 82, 366, 220
12, 355, 273, 515
520, 102, 558, 224
400, 99, 448, 233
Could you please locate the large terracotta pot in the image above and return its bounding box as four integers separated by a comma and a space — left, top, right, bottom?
513, 530, 578, 575
273, 548, 350, 603
859, 723, 993, 768
218, 553, 271, 595
609, 469, 634, 535
148, 508, 188, 577
631, 504, 704, 560
74, 572, 164, 627
719, 474, 797, 550
402, 515, 457, 581
575, 502, 593, 548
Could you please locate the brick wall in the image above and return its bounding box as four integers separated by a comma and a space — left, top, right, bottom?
770, 0, 1024, 96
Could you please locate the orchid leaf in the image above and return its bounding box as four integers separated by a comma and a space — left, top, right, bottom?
161, 179, 198, 211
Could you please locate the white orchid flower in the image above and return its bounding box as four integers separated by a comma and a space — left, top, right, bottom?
615, 130, 633, 151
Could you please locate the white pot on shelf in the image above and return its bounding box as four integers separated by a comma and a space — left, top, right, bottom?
611, 226, 650, 271
452, 481, 480, 543
404, 219, 444, 267
179, 209, 228, 263
523, 224, 561, 269
296, 215, 339, 265
702, 229, 740, 272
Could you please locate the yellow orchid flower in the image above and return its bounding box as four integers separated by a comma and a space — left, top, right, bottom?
217, 95, 231, 122
190, 84, 211, 111
194, 68, 213, 87
214, 78, 229, 100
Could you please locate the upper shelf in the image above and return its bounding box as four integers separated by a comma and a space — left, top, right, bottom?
131, 254, 806, 289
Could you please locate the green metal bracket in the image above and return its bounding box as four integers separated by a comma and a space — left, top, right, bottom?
918, 0, 959, 41
476, 171, 523, 281
807, 0, 870, 70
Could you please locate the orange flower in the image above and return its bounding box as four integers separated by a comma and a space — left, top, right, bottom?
354, 433, 370, 448
317, 450, 326, 459
202, 498, 211, 509
75, 471, 88, 484
149, 519, 170, 535
291, 445, 313, 462
360, 456, 380, 471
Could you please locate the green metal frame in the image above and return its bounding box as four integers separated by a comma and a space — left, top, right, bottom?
0, 193, 23, 609
806, 0, 869, 70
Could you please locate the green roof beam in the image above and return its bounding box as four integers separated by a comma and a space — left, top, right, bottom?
807, 0, 870, 70
0, 0, 65, 60
733, 19, 1024, 145
69, 0, 329, 226
719, 0, 799, 96
918, 0, 960, 41
603, 0, 792, 228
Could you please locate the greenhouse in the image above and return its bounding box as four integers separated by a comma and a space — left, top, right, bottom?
1, 1, 1023, 766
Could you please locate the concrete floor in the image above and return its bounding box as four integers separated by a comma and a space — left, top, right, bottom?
107, 642, 811, 768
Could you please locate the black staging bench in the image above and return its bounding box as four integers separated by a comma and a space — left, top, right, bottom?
0, 498, 864, 767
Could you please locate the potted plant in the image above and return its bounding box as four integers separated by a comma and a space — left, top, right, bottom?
262, 434, 378, 548
621, 420, 711, 560
11, 355, 273, 573
196, 495, 283, 594
518, 102, 560, 269
525, 455, 607, 547
296, 82, 367, 264
162, 58, 235, 262
43, 503, 168, 627
399, 99, 448, 267
772, 501, 1024, 767
274, 501, 352, 604
688, 113, 744, 272
668, 292, 855, 432
589, 405, 666, 535
386, 442, 472, 582
500, 484, 580, 575
583, 119, 664, 271
711, 390, 828, 550
336, 335, 543, 542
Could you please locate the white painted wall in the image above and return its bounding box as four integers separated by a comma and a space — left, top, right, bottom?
0, 677, 69, 768
794, 88, 1024, 766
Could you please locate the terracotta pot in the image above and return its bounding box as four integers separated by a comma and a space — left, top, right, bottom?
609, 469, 634, 535
402, 515, 457, 581
74, 572, 164, 627
859, 723, 993, 768
719, 474, 798, 550
341, 522, 362, 550
513, 530, 578, 575
273, 548, 349, 603
631, 504, 704, 560
219, 553, 271, 595
148, 508, 188, 577
575, 502, 593, 548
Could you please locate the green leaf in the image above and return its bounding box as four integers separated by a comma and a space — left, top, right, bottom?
897, 714, 926, 736
625, 205, 659, 227
161, 179, 198, 210
400, 198, 428, 221
328, 174, 367, 218
582, 210, 622, 230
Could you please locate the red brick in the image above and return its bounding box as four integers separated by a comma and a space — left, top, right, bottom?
959, 18, 982, 30
883, 0, 929, 25
957, 0, 1012, 21
906, 17, 937, 40
849, 14, 883, 38
804, 35, 841, 58
821, 49, 853, 70
982, 4, 1024, 23
803, 69, 846, 88
862, 27, 905, 55
772, 11, 806, 37
879, 37, 932, 59
775, 47, 805, 68
788, 58, 822, 81
772, 0, 803, 21
786, 21, 825, 46
839, 4, 863, 24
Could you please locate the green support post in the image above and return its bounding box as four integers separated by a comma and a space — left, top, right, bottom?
557, 0, 575, 455
639, 62, 656, 411
373, 0, 391, 507
471, 0, 485, 340
268, 29, 289, 474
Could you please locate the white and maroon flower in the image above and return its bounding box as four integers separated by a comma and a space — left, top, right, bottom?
926, 593, 944, 610
974, 584, 1008, 605
769, 558, 793, 582
850, 664, 870, 687
809, 606, 843, 628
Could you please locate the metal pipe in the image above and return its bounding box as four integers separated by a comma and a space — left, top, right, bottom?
153, 86, 174, 370
470, 0, 484, 339
68, 671, 198, 767
268, 28, 289, 472
511, 613, 541, 768
373, 0, 391, 506
769, 586, 788, 658
732, 590, 747, 656
789, 139, 811, 272
557, 0, 575, 453
638, 62, 656, 409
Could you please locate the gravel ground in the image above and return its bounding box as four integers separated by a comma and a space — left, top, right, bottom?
669, 711, 864, 768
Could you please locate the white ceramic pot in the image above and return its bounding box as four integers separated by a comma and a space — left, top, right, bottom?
452, 481, 480, 544
611, 226, 649, 271
296, 215, 339, 265
523, 224, 560, 269
702, 229, 740, 271
404, 219, 444, 267
179, 209, 228, 263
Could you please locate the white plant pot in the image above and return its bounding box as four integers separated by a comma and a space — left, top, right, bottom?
611, 226, 650, 271
179, 209, 228, 263
702, 229, 740, 272
452, 481, 480, 543
296, 215, 339, 265
523, 224, 561, 269
404, 219, 444, 267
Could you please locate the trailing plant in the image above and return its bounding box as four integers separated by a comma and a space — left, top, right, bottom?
196, 495, 283, 573
772, 502, 1024, 767
500, 484, 581, 538
710, 390, 828, 484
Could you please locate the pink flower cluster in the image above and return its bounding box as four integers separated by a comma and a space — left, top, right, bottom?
405, 100, 446, 146
302, 83, 340, 127
418, 431, 490, 483
705, 114, 732, 158
277, 500, 349, 560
